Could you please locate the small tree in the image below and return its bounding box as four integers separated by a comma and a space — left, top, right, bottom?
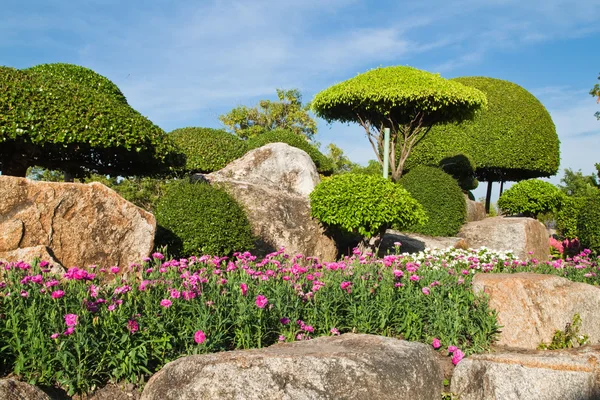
309, 173, 426, 251
311, 66, 487, 181
219, 89, 317, 140
591, 74, 600, 120
497, 179, 563, 219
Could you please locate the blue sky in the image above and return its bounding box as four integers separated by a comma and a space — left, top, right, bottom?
2, 0, 599, 202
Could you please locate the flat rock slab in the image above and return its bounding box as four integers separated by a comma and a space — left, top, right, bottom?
451, 347, 600, 400
473, 273, 600, 349
141, 334, 443, 400
0, 176, 155, 269
380, 229, 466, 255
0, 378, 50, 400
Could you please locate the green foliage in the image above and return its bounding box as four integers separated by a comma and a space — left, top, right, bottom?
497, 179, 563, 218
438, 153, 479, 191
169, 127, 248, 174
398, 166, 467, 237
556, 197, 587, 239
325, 143, 359, 174
0, 64, 183, 178
591, 74, 600, 120
558, 168, 599, 197
219, 89, 317, 140
26, 166, 65, 182
246, 129, 334, 175
311, 66, 487, 181
577, 190, 600, 253
309, 173, 426, 239
154, 180, 255, 256
86, 175, 168, 212
538, 314, 588, 350
406, 77, 560, 183
349, 160, 383, 176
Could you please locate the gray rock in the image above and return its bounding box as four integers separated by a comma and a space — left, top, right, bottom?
380, 229, 466, 255
0, 378, 50, 400
451, 347, 600, 400
458, 216, 549, 261
465, 195, 486, 222
141, 334, 443, 400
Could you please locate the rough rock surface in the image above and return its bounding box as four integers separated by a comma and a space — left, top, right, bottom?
0, 378, 50, 400
210, 181, 337, 261
380, 230, 466, 255
472, 273, 600, 349
207, 143, 320, 197
0, 245, 64, 275
0, 176, 155, 269
458, 216, 549, 261
465, 196, 486, 222
141, 334, 443, 400
451, 347, 600, 399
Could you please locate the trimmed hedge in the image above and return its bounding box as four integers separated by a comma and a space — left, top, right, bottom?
497, 179, 563, 218
556, 196, 587, 239
438, 153, 479, 191
169, 127, 248, 173
405, 77, 559, 182
577, 191, 600, 253
398, 166, 467, 236
155, 180, 255, 256
246, 129, 334, 175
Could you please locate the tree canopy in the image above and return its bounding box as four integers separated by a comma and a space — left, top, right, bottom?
558, 168, 599, 198
311, 66, 487, 181
591, 74, 600, 120
219, 89, 317, 140
0, 64, 183, 179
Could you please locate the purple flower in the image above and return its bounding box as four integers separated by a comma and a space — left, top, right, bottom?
109, 266, 120, 274
194, 330, 206, 344
255, 295, 268, 309
280, 317, 290, 325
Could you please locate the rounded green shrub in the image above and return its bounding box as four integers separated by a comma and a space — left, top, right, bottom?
438, 153, 479, 191
169, 127, 248, 173
155, 181, 255, 256
246, 129, 334, 175
309, 173, 426, 239
556, 196, 587, 239
577, 191, 600, 253
398, 166, 467, 236
497, 179, 563, 218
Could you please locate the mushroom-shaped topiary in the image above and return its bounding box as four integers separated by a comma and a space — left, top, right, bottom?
497, 179, 563, 218
311, 66, 487, 181
309, 173, 427, 250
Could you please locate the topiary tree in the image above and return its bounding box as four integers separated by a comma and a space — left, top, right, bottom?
577, 190, 600, 254
398, 166, 467, 237
311, 66, 487, 181
0, 64, 183, 180
405, 77, 560, 212
309, 173, 426, 251
246, 129, 334, 175
169, 127, 248, 174
438, 153, 479, 192
497, 179, 563, 219
155, 180, 255, 256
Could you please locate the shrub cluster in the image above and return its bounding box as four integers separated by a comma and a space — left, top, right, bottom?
556, 196, 587, 239
497, 179, 563, 218
154, 180, 255, 256
246, 129, 334, 175
577, 191, 600, 253
398, 166, 467, 237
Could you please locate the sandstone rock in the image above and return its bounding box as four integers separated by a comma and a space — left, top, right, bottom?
0, 245, 65, 275
0, 378, 50, 400
141, 334, 443, 400
451, 347, 600, 399
473, 273, 600, 349
380, 229, 466, 255
0, 176, 155, 269
207, 143, 320, 197
211, 181, 337, 261
464, 195, 486, 222
458, 216, 549, 261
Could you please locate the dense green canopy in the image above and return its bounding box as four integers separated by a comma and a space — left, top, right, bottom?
0, 64, 183, 178
405, 77, 560, 183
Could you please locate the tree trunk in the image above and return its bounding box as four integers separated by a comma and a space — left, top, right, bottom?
499, 181, 504, 196
1, 161, 29, 177
63, 171, 75, 183
357, 228, 386, 256
485, 180, 494, 215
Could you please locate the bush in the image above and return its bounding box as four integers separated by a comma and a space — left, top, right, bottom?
556, 196, 587, 239
497, 179, 563, 218
154, 181, 255, 256
577, 191, 600, 253
246, 129, 334, 175
398, 166, 467, 237
169, 127, 248, 173
438, 153, 479, 191
309, 173, 426, 239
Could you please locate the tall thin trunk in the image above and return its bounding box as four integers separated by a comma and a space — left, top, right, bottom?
485, 180, 494, 215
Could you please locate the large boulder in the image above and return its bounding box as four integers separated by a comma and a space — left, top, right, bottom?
464, 195, 486, 222
141, 334, 443, 400
380, 229, 467, 255
207, 143, 320, 196
0, 245, 64, 275
451, 347, 600, 399
472, 273, 600, 349
199, 143, 337, 261
0, 176, 155, 269
0, 378, 50, 400
458, 216, 549, 261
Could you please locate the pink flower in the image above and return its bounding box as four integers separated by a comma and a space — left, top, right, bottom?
51, 290, 65, 299
278, 335, 286, 342
20, 290, 29, 298
50, 333, 60, 339
127, 320, 139, 334
452, 349, 465, 365
89, 284, 99, 298
303, 325, 314, 333
410, 275, 420, 281
109, 266, 120, 274
160, 299, 172, 308
64, 314, 78, 327
170, 289, 181, 299
194, 330, 206, 344
330, 327, 340, 336
432, 338, 441, 349
422, 287, 430, 295
393, 269, 404, 278
240, 283, 248, 296
255, 295, 268, 309
107, 304, 116, 312
63, 327, 75, 336
280, 317, 290, 325
448, 345, 458, 354
152, 252, 165, 260
340, 281, 352, 290
182, 290, 197, 300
